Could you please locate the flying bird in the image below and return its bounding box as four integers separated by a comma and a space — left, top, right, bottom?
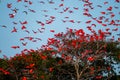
7, 3, 12, 8
22, 42, 27, 46
11, 46, 20, 49
0, 25, 7, 28
21, 25, 26, 30
11, 27, 17, 33
20, 21, 28, 25
50, 30, 55, 32
17, 0, 22, 2
11, 8, 19, 13
9, 13, 15, 18
28, 9, 36, 13
23, 11, 28, 15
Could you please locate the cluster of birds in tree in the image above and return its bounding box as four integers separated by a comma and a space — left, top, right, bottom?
0, 0, 120, 55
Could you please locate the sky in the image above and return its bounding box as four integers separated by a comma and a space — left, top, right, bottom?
0, 0, 120, 59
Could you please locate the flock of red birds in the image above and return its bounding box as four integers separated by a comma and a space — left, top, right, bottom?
0, 0, 120, 56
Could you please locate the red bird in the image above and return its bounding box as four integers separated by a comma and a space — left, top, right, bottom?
59, 3, 64, 7
116, 0, 120, 3
91, 24, 96, 27
102, 24, 107, 27
83, 13, 91, 17
17, 0, 22, 2
73, 7, 79, 10
86, 20, 92, 24
24, 0, 28, 2
21, 77, 27, 80
109, 20, 115, 25
11, 46, 20, 49
63, 7, 69, 12
28, 9, 36, 13
9, 13, 15, 18
111, 14, 115, 18
12, 22, 18, 25
7, 3, 12, 8
107, 6, 112, 11
50, 16, 55, 19
87, 57, 94, 61
28, 37, 34, 41
68, 10, 73, 13
48, 0, 54, 4
106, 28, 110, 31
22, 42, 27, 46
101, 12, 106, 14
69, 20, 75, 23
29, 1, 32, 5
20, 38, 24, 41
11, 27, 17, 33
20, 21, 28, 25
118, 38, 120, 41
32, 30, 37, 34
112, 28, 118, 31
11, 8, 19, 13
104, 1, 108, 4
24, 30, 30, 34
87, 26, 92, 31
50, 30, 55, 32
21, 25, 26, 30
36, 21, 45, 27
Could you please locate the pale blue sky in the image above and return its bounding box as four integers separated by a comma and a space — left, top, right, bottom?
0, 0, 120, 58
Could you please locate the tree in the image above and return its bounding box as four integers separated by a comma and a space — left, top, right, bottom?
0, 28, 120, 80
0, 49, 65, 80
45, 28, 120, 80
